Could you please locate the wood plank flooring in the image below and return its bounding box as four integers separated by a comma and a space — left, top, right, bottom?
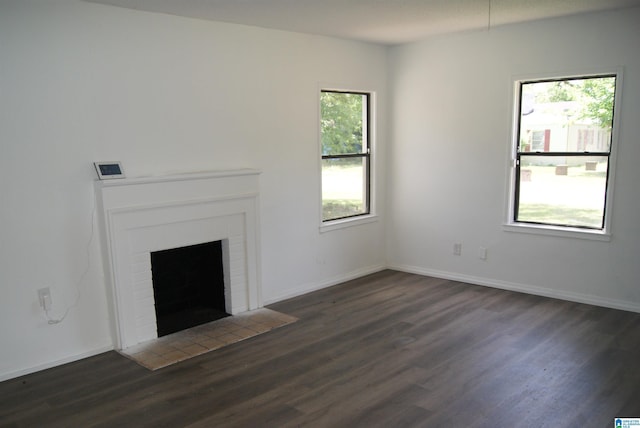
1, 270, 639, 427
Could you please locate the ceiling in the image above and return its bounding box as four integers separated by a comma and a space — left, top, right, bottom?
85, 0, 640, 45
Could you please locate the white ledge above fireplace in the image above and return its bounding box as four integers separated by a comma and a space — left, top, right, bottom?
96, 169, 262, 350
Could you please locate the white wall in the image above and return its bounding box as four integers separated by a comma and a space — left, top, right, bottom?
2, 0, 639, 382
0, 0, 388, 380
387, 8, 640, 311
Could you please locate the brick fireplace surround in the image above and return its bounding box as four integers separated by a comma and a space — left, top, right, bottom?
96, 169, 262, 351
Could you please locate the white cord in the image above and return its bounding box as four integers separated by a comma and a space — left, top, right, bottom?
44, 192, 97, 325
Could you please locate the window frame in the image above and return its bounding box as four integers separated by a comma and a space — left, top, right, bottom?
504, 70, 622, 241
319, 88, 376, 231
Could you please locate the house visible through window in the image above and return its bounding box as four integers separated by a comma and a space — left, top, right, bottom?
513, 74, 617, 230
321, 90, 370, 222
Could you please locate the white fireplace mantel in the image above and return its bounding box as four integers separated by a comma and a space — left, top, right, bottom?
95, 169, 262, 350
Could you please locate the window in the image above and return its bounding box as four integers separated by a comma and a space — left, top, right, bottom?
320, 90, 370, 222
512, 74, 618, 231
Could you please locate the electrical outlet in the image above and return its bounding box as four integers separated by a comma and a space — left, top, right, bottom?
453, 243, 462, 256
37, 288, 52, 311
479, 247, 488, 260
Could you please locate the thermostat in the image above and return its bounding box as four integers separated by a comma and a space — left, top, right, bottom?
94, 161, 125, 180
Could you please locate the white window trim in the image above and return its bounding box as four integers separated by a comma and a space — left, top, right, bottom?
318, 84, 378, 232
503, 68, 623, 241
320, 213, 379, 233
503, 222, 611, 241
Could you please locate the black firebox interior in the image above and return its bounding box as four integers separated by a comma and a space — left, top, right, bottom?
151, 241, 229, 337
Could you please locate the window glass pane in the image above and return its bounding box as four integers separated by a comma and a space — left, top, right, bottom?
517, 155, 608, 229
322, 157, 367, 221
519, 76, 615, 153
321, 92, 367, 155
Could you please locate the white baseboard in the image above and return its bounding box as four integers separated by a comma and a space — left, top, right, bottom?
263, 263, 387, 306
388, 263, 640, 314
0, 344, 114, 382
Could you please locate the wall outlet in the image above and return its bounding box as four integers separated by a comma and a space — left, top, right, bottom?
453, 243, 462, 256
37, 287, 52, 311
478, 247, 488, 260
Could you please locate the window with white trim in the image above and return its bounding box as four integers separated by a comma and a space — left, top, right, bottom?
511, 74, 618, 231
320, 90, 371, 222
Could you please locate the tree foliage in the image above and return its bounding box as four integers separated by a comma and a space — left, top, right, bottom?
580, 77, 615, 128
546, 81, 577, 102
534, 77, 615, 129
321, 92, 364, 155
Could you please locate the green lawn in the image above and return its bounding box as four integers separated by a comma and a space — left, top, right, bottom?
322, 199, 364, 220
518, 163, 607, 228
517, 204, 603, 228
322, 164, 365, 221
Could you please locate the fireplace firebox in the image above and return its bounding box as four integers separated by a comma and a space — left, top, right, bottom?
151, 240, 229, 337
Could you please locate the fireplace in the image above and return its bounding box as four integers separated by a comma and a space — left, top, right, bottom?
96, 169, 262, 350
151, 240, 229, 337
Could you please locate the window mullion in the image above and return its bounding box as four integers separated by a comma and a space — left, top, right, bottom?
322, 153, 368, 160
518, 152, 610, 157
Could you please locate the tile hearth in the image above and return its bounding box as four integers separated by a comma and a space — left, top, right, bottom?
119, 308, 297, 370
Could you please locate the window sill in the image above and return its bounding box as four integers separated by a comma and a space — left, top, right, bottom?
503, 222, 611, 242
320, 214, 378, 233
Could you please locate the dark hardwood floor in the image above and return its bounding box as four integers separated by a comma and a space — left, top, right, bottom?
2, 270, 639, 427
